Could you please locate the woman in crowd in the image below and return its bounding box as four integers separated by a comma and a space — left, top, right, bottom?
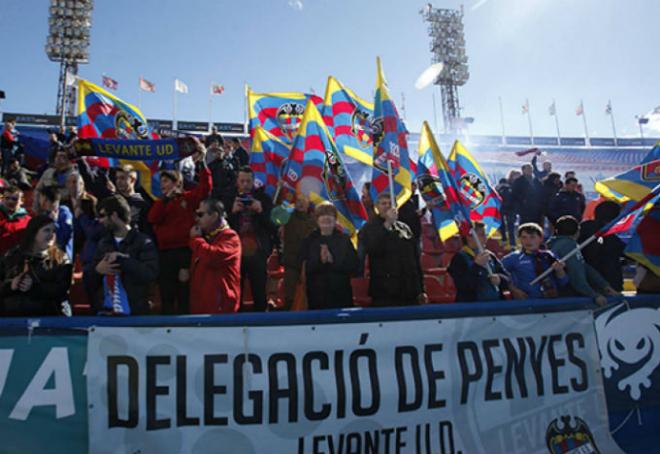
298, 202, 359, 310
0, 215, 73, 316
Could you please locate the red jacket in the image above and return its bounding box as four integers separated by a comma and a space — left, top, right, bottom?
148, 167, 212, 250
189, 226, 241, 314
0, 207, 31, 256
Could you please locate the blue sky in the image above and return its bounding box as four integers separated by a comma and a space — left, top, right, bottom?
1, 0, 658, 138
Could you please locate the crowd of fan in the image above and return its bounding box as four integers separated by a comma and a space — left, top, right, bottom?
0, 119, 658, 318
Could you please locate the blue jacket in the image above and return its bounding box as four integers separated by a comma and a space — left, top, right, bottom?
447, 247, 509, 302
548, 189, 586, 223
55, 205, 74, 260
502, 249, 569, 298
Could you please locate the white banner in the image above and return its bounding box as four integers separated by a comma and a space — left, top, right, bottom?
87, 311, 623, 454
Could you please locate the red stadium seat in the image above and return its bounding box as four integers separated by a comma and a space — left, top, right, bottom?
439, 252, 455, 268
351, 277, 371, 307
422, 233, 444, 255
267, 253, 284, 279
424, 272, 456, 304
421, 253, 444, 275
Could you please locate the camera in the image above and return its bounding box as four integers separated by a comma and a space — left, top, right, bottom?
239, 195, 253, 206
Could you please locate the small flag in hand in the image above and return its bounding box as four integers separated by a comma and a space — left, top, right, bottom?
139, 77, 156, 93
175, 79, 189, 94
102, 75, 118, 90
211, 83, 225, 95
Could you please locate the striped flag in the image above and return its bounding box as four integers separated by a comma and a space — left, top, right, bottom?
521, 99, 529, 114
139, 77, 156, 93
576, 101, 584, 116
102, 75, 118, 90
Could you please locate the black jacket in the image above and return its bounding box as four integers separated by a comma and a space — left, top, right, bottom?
225, 188, 277, 257
89, 228, 159, 315
299, 229, 359, 310
359, 217, 424, 306
0, 247, 72, 317
512, 175, 544, 221
209, 154, 241, 201
579, 219, 625, 291
398, 195, 422, 241
548, 189, 586, 223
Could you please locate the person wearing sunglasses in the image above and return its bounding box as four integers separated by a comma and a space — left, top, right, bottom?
189, 198, 241, 314
0, 185, 31, 256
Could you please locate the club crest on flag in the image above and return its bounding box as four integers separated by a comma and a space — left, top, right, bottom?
114, 111, 150, 140
641, 160, 660, 182
322, 146, 349, 202
417, 173, 447, 207
545, 415, 599, 454
350, 109, 376, 149
457, 172, 487, 207
277, 102, 306, 141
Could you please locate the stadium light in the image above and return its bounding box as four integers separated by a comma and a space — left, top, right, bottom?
420, 4, 469, 133
45, 0, 93, 126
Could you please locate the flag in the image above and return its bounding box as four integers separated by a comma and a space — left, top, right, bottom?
576, 101, 584, 116
102, 75, 118, 90
416, 121, 461, 241
322, 75, 374, 167
369, 57, 413, 207
282, 101, 368, 236
139, 77, 156, 93
548, 101, 556, 116
521, 99, 529, 114
448, 140, 502, 238
595, 142, 660, 203
596, 185, 660, 237
211, 82, 224, 95
77, 78, 162, 198
605, 100, 613, 115
175, 79, 188, 94
625, 202, 660, 276
247, 88, 323, 144
515, 147, 541, 157
249, 126, 291, 198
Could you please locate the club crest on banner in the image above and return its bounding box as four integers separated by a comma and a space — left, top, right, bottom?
114, 111, 149, 140
369, 116, 385, 152
350, 109, 375, 149
457, 173, 487, 207
322, 147, 348, 202
277, 102, 306, 141
641, 160, 660, 182
545, 415, 600, 454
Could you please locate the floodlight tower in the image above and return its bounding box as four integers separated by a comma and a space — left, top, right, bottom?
420, 4, 469, 134
45, 0, 93, 127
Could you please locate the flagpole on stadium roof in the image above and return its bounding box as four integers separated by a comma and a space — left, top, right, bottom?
243, 82, 249, 135
579, 99, 590, 146
138, 76, 142, 111
498, 96, 506, 144
208, 82, 213, 132
173, 80, 177, 130
551, 99, 561, 144
525, 98, 534, 143
607, 100, 618, 147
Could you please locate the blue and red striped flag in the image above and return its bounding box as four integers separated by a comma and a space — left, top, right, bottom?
76, 78, 163, 198
447, 140, 502, 238
247, 87, 323, 144
369, 57, 413, 207
249, 126, 291, 198
416, 121, 461, 241
282, 100, 368, 236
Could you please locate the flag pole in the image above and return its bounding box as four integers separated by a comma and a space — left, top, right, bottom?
138, 76, 142, 111
387, 160, 396, 209
580, 99, 590, 146
530, 184, 660, 286
608, 100, 618, 147
498, 96, 506, 144
432, 91, 439, 134
208, 84, 213, 132
552, 99, 561, 144
244, 82, 249, 135
173, 82, 177, 130
526, 98, 534, 143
